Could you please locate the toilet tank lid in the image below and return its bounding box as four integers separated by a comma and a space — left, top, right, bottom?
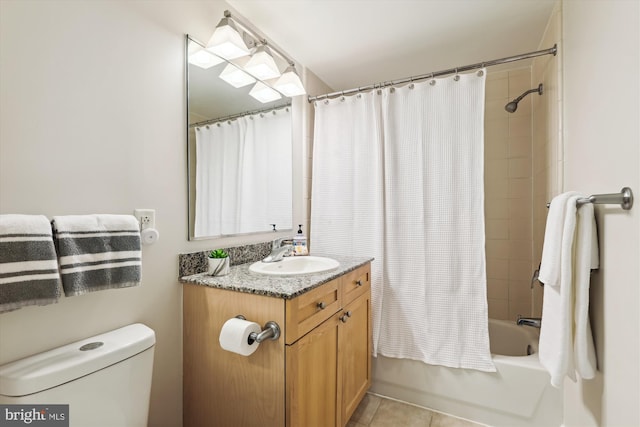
0, 323, 155, 397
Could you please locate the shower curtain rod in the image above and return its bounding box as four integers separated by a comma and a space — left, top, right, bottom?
308, 44, 557, 102
189, 102, 291, 128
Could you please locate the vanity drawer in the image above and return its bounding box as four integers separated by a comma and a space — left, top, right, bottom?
285, 278, 340, 344
341, 264, 371, 306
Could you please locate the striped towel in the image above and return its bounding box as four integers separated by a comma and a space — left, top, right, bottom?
52, 214, 141, 296
0, 214, 61, 313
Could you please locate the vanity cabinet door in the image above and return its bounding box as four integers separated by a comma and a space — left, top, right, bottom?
286, 311, 341, 427
339, 290, 372, 426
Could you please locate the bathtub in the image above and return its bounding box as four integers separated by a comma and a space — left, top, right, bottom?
370, 319, 562, 427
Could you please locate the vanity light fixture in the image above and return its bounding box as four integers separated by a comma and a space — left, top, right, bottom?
219, 63, 256, 88
243, 44, 281, 80
204, 10, 307, 101
274, 65, 306, 96
206, 13, 251, 60
249, 81, 282, 103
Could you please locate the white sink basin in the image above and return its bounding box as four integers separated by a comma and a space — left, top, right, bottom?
249, 256, 339, 276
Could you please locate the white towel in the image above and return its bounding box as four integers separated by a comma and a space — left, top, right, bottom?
0, 214, 61, 312
539, 193, 599, 387
573, 202, 598, 379
539, 194, 579, 387
52, 214, 141, 296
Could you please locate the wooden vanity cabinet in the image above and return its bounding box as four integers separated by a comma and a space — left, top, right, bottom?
285, 267, 371, 427
183, 262, 371, 427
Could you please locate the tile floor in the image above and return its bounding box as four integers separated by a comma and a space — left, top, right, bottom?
348, 393, 487, 427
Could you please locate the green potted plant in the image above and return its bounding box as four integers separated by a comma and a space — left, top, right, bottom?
207, 249, 230, 276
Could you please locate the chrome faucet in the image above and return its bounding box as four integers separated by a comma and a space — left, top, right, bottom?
516, 316, 542, 328
262, 237, 293, 263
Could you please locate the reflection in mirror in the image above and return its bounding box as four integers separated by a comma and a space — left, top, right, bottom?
187, 36, 293, 239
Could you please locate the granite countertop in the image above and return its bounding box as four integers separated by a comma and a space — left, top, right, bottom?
180, 255, 373, 299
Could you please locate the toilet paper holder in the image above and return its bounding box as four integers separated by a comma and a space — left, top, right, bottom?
235, 315, 281, 344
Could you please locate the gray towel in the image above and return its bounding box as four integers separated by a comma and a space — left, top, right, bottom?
0, 214, 61, 313
52, 214, 141, 296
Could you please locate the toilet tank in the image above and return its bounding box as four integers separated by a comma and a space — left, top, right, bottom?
0, 323, 155, 427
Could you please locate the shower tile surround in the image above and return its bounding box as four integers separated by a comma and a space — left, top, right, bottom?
484, 4, 562, 321
484, 68, 536, 321
532, 3, 562, 319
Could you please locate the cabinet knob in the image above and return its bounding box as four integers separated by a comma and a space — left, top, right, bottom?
340, 311, 352, 323
355, 280, 363, 286
317, 301, 326, 309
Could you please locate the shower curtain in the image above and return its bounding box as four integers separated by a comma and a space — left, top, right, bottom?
194, 108, 292, 237
311, 71, 495, 371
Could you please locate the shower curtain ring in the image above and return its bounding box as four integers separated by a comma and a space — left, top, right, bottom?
454, 68, 460, 81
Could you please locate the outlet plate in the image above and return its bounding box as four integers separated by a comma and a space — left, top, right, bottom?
134, 209, 155, 230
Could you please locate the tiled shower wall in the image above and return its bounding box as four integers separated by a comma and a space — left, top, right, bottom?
532, 2, 562, 318
484, 68, 535, 320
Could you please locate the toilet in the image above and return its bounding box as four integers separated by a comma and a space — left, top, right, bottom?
0, 323, 155, 427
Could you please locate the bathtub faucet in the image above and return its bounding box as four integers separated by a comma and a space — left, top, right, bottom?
516, 316, 542, 328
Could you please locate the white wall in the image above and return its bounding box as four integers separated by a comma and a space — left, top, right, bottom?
0, 1, 318, 426
562, 1, 640, 426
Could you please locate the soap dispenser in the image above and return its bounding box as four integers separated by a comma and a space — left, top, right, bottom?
293, 224, 308, 256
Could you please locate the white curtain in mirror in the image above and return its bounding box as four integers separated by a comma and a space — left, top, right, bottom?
194, 108, 292, 237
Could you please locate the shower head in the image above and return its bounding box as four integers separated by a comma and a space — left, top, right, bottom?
504, 100, 519, 113
505, 83, 543, 113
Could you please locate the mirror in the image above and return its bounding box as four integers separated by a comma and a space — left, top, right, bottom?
187, 36, 293, 240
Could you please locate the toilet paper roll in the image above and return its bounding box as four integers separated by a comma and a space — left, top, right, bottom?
141, 228, 159, 245
219, 318, 261, 356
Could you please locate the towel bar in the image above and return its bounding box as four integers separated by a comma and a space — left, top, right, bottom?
546, 187, 634, 210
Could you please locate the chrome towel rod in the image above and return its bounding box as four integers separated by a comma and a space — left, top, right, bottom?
546, 187, 634, 210
577, 187, 634, 209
